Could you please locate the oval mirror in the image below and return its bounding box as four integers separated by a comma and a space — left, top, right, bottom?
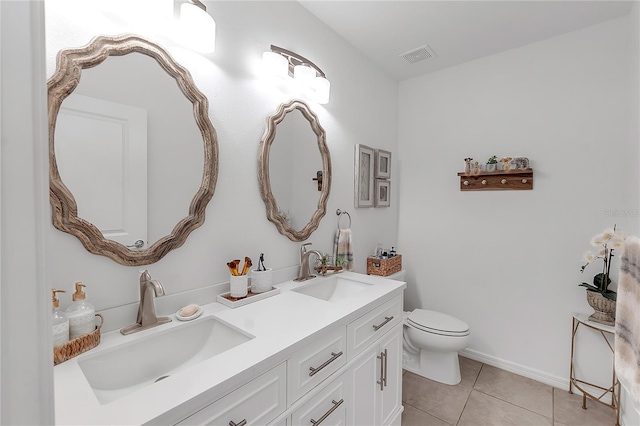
258, 100, 331, 241
48, 34, 218, 266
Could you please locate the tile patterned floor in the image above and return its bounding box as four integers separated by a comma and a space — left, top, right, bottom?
402, 356, 617, 426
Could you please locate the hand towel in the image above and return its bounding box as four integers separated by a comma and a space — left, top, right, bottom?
615, 236, 640, 410
333, 228, 353, 271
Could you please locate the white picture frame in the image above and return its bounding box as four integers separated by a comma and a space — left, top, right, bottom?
375, 179, 391, 207
375, 149, 391, 179
354, 144, 375, 208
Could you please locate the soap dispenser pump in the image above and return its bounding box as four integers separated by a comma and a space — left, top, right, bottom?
52, 289, 69, 347
66, 282, 95, 339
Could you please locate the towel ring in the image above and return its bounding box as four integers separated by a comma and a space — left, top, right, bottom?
336, 209, 351, 230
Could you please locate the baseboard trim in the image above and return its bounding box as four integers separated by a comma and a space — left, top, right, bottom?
460, 348, 569, 391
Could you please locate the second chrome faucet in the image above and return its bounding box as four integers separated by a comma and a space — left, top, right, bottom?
295, 243, 323, 282
120, 270, 171, 335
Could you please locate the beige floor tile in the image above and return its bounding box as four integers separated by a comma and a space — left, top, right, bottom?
459, 356, 483, 388
458, 390, 552, 426
553, 388, 616, 426
402, 371, 471, 425
402, 404, 452, 426
473, 364, 553, 418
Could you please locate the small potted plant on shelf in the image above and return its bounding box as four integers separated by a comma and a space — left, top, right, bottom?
579, 225, 626, 325
486, 155, 498, 171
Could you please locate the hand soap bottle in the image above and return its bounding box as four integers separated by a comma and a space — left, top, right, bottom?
66, 282, 95, 339
52, 289, 69, 347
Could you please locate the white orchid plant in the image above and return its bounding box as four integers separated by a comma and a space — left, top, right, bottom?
579, 225, 626, 301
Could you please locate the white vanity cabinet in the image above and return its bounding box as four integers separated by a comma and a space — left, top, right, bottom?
270, 293, 404, 426
350, 327, 403, 426
290, 374, 350, 426
176, 363, 287, 426
288, 326, 347, 404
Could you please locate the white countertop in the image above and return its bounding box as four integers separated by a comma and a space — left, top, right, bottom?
54, 272, 406, 425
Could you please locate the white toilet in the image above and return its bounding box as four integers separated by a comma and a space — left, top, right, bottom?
388, 270, 470, 385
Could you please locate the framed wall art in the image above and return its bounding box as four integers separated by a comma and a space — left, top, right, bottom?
375, 179, 390, 207
375, 149, 391, 179
354, 144, 375, 207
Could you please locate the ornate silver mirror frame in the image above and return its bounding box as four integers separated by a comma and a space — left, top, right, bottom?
258, 99, 331, 241
48, 34, 218, 266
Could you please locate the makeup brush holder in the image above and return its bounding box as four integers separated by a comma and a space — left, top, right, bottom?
229, 275, 249, 298
251, 269, 273, 293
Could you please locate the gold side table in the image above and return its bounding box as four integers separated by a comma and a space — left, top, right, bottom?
569, 313, 620, 426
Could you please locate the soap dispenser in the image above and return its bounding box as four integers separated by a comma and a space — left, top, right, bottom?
52, 289, 69, 347
66, 282, 95, 339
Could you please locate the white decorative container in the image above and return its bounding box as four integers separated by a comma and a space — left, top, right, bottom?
229, 275, 248, 298
251, 269, 273, 293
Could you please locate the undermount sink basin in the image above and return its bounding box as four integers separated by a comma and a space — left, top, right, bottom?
78, 316, 253, 404
292, 276, 373, 302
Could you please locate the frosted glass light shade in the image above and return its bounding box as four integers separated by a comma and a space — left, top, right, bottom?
314, 76, 330, 104
262, 51, 289, 79
294, 65, 316, 88
180, 2, 216, 53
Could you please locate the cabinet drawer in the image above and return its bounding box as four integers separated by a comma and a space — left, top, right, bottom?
177, 363, 286, 426
290, 376, 347, 426
347, 296, 402, 359
288, 327, 347, 404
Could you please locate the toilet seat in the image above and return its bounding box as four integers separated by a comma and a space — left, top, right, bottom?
407, 309, 470, 337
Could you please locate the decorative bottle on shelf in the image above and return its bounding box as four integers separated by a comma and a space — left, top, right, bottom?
52, 289, 69, 347
66, 282, 95, 339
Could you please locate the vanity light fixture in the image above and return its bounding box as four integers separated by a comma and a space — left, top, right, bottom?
178, 0, 216, 53
262, 45, 330, 104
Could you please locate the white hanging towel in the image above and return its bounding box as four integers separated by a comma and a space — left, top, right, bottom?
615, 236, 640, 410
333, 228, 354, 271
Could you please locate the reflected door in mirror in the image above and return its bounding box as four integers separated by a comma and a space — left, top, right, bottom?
56, 94, 148, 247
269, 109, 323, 231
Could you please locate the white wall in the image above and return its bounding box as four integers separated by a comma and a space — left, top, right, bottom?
398, 14, 639, 390
1, 2, 53, 424
44, 0, 399, 334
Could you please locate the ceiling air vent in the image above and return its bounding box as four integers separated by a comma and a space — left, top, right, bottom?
400, 45, 437, 64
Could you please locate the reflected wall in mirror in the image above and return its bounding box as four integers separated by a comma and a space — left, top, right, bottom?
258, 100, 331, 241
49, 34, 218, 266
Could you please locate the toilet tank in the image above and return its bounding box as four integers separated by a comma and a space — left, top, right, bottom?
386, 269, 405, 281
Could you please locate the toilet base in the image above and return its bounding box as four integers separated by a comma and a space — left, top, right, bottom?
402, 348, 462, 385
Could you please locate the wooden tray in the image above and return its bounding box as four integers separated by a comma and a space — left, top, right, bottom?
216, 287, 281, 308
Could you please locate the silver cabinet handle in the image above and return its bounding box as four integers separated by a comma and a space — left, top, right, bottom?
309, 351, 343, 377
310, 399, 344, 425
229, 420, 246, 426
382, 348, 388, 388
377, 351, 385, 390
373, 316, 394, 331
127, 239, 144, 249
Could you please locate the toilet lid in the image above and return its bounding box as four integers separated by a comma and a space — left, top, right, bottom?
407, 309, 469, 335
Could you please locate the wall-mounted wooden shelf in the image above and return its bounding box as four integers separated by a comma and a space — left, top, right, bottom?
457, 168, 533, 191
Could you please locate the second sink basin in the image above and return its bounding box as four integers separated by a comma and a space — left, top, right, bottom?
292, 276, 372, 302
78, 316, 253, 404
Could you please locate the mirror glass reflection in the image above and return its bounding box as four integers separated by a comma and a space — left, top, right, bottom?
55, 53, 202, 249
268, 109, 323, 231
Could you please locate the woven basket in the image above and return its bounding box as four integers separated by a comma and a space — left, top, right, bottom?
367, 255, 402, 277
54, 314, 103, 365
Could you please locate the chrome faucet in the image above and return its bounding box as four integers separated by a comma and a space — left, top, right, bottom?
120, 270, 171, 335
295, 243, 323, 282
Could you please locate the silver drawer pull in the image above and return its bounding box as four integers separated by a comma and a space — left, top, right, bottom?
309, 351, 343, 377
310, 399, 344, 425
229, 420, 246, 426
377, 351, 385, 390
372, 316, 394, 331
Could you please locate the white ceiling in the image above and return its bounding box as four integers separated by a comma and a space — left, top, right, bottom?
298, 1, 635, 81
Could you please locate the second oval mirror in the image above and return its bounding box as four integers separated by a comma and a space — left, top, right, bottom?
258, 100, 331, 241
